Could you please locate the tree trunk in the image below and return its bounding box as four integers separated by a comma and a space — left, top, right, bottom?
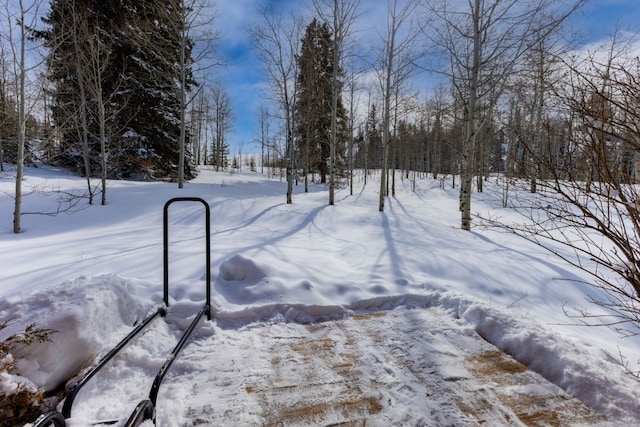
328, 0, 340, 206
178, 15, 187, 189
97, 83, 107, 205
379, 142, 388, 212
72, 8, 93, 205
460, 0, 481, 231
13, 2, 27, 233
378, 1, 397, 213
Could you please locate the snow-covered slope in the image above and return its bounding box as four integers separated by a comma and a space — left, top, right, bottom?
1, 164, 639, 425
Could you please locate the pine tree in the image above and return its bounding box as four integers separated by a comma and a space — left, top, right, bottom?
366, 103, 381, 169
0, 84, 17, 167
209, 136, 229, 171
295, 18, 347, 184
37, 0, 196, 180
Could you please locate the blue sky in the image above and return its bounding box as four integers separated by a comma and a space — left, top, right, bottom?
213, 0, 640, 155
580, 0, 640, 32
5, 0, 637, 156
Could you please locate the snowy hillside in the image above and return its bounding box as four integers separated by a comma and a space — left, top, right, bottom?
1, 164, 640, 425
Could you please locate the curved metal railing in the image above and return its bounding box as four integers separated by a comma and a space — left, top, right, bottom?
31, 411, 66, 427
123, 399, 154, 427
32, 197, 213, 427
163, 197, 211, 318
125, 303, 211, 425
61, 307, 166, 418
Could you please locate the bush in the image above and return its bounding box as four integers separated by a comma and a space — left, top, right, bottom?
0, 321, 56, 427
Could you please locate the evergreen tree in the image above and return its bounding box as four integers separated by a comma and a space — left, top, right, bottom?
37, 0, 196, 180
209, 136, 229, 170
0, 84, 17, 167
366, 103, 381, 169
295, 18, 347, 184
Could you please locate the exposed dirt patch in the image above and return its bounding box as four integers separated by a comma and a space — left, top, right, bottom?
468, 350, 528, 376
352, 312, 387, 321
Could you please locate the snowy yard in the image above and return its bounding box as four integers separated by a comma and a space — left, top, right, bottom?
1, 164, 640, 426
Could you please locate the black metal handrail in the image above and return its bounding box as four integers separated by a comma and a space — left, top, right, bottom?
163, 197, 211, 320
123, 399, 154, 427
125, 303, 210, 425
37, 197, 213, 426
150, 303, 210, 407
60, 307, 166, 419
31, 410, 66, 427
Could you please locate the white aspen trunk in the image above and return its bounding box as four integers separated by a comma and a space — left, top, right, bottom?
364, 122, 369, 186
328, 0, 340, 206
460, 0, 481, 231
531, 46, 546, 194
12, 1, 26, 233
378, 1, 396, 213
348, 92, 355, 196
77, 73, 92, 204
97, 80, 107, 205
391, 88, 399, 197
285, 86, 294, 204
71, 4, 93, 205
305, 125, 310, 193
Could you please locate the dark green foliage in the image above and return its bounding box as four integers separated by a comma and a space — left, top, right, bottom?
295, 18, 348, 183
0, 90, 40, 167
209, 137, 229, 171
361, 103, 382, 169
36, 0, 196, 179
0, 85, 18, 166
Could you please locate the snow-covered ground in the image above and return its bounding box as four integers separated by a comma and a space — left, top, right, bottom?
1, 163, 640, 426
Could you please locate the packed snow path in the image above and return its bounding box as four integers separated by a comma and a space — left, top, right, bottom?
68, 306, 610, 426
175, 307, 609, 426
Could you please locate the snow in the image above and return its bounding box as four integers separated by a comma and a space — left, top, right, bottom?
1, 163, 640, 425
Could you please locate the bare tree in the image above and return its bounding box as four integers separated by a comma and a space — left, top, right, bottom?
312, 0, 360, 206
503, 33, 640, 336
425, 0, 586, 230
249, 5, 303, 204
69, 1, 131, 205
374, 0, 420, 212
258, 104, 271, 175
169, 0, 220, 188
3, 0, 45, 232
344, 61, 362, 196
190, 85, 206, 166
210, 82, 233, 171
39, 0, 98, 204
85, 33, 111, 205
65, 1, 95, 204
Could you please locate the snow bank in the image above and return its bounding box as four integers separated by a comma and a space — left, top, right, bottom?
0, 275, 155, 391
429, 290, 640, 423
